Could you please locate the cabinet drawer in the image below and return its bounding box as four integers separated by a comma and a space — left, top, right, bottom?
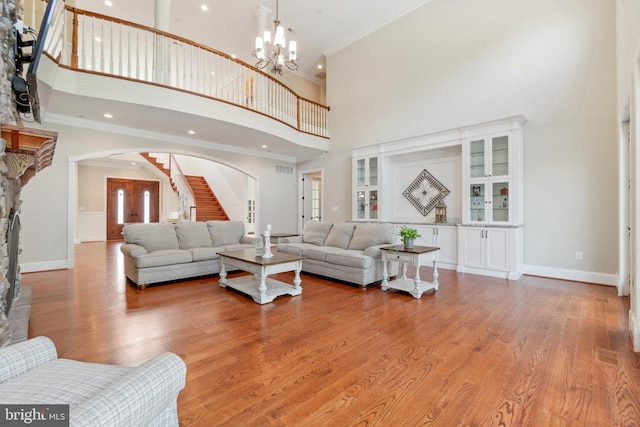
385, 253, 414, 263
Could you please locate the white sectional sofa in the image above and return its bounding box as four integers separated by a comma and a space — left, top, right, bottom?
277, 221, 398, 288
120, 220, 256, 289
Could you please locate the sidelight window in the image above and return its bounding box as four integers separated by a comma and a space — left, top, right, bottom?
117, 189, 124, 224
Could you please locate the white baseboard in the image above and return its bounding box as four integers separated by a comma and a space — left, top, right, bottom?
21, 259, 69, 273
629, 311, 640, 352
522, 264, 617, 286
78, 236, 106, 243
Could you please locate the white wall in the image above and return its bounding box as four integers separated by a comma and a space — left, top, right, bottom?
301, 0, 617, 278
76, 163, 170, 242
19, 121, 297, 272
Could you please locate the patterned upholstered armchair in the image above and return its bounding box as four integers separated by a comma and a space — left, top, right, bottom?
0, 336, 187, 426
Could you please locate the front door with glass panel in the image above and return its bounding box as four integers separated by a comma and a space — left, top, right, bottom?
106, 178, 160, 240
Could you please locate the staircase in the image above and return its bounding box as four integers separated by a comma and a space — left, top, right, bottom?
185, 175, 229, 221
140, 153, 229, 221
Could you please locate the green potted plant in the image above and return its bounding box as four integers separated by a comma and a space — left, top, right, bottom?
399, 226, 420, 249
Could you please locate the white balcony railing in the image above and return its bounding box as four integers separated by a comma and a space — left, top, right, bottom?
27, 1, 330, 139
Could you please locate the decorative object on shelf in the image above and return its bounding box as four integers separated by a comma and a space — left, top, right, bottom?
435, 200, 447, 223
403, 169, 450, 216
252, 0, 299, 75
473, 186, 481, 197
500, 186, 509, 195
399, 226, 420, 249
262, 224, 273, 258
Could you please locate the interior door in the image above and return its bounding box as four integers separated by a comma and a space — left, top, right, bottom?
106, 178, 160, 240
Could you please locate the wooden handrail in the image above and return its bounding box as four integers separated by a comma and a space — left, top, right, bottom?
39, 2, 331, 139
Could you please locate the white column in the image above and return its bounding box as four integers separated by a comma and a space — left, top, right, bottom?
153, 0, 171, 83
154, 0, 171, 32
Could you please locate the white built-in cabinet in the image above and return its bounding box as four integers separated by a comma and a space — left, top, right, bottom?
412, 224, 457, 267
352, 155, 380, 221
351, 116, 525, 280
457, 116, 525, 279
457, 226, 522, 279
462, 125, 523, 225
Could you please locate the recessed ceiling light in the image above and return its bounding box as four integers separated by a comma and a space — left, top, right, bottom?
94, 37, 101, 42
104, 1, 113, 6
201, 4, 208, 11
188, 130, 195, 135
131, 162, 136, 165
262, 145, 268, 148
231, 54, 236, 59
317, 64, 323, 69
103, 113, 113, 118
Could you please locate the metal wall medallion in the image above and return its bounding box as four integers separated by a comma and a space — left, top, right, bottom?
403, 169, 450, 216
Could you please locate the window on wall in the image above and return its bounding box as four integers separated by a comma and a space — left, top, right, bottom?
117, 189, 124, 224
143, 190, 150, 223
311, 178, 320, 221
248, 200, 255, 224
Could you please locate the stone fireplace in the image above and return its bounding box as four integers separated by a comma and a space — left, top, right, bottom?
0, 0, 58, 347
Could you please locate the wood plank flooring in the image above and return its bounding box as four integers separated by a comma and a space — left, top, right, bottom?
22, 241, 640, 426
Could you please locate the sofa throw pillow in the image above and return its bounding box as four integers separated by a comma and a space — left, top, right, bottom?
324, 222, 356, 249
175, 222, 213, 249
207, 221, 246, 246
123, 223, 179, 252
302, 221, 333, 246
348, 223, 395, 251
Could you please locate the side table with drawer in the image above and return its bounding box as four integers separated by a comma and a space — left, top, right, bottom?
379, 245, 440, 299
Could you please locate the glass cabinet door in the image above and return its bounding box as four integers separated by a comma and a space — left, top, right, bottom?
356, 190, 366, 219
356, 159, 366, 187
368, 157, 378, 186
355, 190, 377, 220
369, 190, 378, 219
491, 181, 510, 223
470, 139, 485, 178
491, 135, 509, 177
470, 183, 485, 222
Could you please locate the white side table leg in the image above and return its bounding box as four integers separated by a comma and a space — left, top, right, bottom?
258, 269, 268, 302
381, 259, 389, 290
293, 263, 302, 292
432, 259, 439, 290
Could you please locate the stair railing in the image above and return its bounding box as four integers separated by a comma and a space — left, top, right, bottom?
147, 152, 195, 221
26, 0, 330, 139
168, 155, 195, 221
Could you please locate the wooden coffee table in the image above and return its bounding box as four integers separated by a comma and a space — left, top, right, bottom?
380, 245, 440, 299
218, 249, 304, 304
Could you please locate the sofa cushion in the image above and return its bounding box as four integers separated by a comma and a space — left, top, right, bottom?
175, 222, 213, 249
324, 222, 356, 249
348, 223, 395, 250
302, 221, 333, 246
325, 249, 372, 269
207, 221, 246, 246
123, 223, 179, 252
302, 247, 328, 262
188, 247, 220, 262
136, 250, 192, 268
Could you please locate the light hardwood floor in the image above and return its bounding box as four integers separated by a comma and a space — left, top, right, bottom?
23, 241, 640, 426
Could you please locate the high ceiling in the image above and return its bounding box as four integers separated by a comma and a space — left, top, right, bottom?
74, 0, 432, 83
50, 0, 433, 166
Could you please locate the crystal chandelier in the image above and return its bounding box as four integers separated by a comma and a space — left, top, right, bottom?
252, 0, 298, 75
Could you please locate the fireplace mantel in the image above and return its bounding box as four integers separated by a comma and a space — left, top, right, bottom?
1, 124, 58, 186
